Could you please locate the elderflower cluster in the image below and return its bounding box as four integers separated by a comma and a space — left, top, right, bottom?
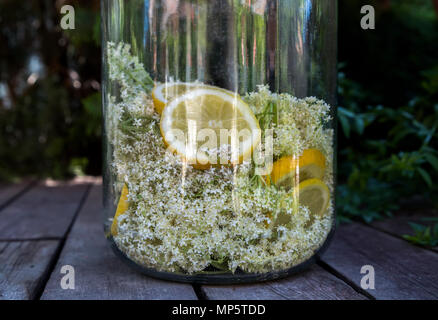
244, 85, 333, 159
106, 42, 334, 274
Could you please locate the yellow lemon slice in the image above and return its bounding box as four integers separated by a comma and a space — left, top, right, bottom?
295, 178, 330, 217
160, 87, 261, 168
152, 82, 236, 115
152, 82, 201, 115
111, 184, 129, 236
270, 149, 326, 190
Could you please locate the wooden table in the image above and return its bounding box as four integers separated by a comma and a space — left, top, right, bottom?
1, 178, 437, 300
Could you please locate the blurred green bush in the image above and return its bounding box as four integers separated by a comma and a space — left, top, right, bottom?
0, 0, 437, 223
337, 0, 438, 222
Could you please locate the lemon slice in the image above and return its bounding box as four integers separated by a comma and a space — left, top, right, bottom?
295, 178, 330, 217
152, 82, 235, 115
160, 87, 261, 168
152, 82, 201, 115
270, 149, 326, 190
111, 184, 129, 236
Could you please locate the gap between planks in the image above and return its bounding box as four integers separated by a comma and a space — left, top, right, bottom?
0, 180, 37, 212
33, 183, 92, 300
0, 240, 61, 300
199, 264, 368, 300
0, 180, 92, 240
0, 179, 92, 300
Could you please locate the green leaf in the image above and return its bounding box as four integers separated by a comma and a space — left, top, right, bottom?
354, 116, 365, 135
339, 114, 351, 138
392, 128, 414, 144
404, 222, 438, 248
417, 167, 432, 187
424, 153, 438, 172
210, 256, 229, 271
338, 107, 355, 118
408, 222, 426, 233
403, 235, 418, 243
81, 92, 102, 117
424, 226, 431, 238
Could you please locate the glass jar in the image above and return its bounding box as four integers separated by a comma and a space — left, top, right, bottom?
102, 0, 337, 284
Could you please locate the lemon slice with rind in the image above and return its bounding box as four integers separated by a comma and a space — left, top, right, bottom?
295, 178, 330, 217
152, 82, 236, 115
160, 88, 261, 168
270, 149, 326, 190
152, 82, 202, 115
111, 184, 129, 236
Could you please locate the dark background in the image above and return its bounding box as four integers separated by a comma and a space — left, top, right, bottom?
1, 0, 437, 234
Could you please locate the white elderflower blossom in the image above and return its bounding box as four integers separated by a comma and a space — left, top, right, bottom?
133, 118, 142, 127
107, 42, 334, 274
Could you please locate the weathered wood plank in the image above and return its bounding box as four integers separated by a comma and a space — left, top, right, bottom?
0, 180, 89, 240
0, 181, 34, 210
201, 265, 367, 300
0, 240, 60, 300
41, 183, 198, 300
321, 223, 438, 300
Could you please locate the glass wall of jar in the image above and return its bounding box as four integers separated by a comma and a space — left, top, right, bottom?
102, 0, 337, 283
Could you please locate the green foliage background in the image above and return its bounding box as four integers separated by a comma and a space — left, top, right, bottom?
0, 0, 437, 224
0, 0, 101, 180
337, 0, 438, 223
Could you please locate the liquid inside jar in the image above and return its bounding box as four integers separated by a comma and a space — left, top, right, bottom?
106, 42, 334, 275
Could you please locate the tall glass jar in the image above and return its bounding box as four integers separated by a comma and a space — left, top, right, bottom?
102, 0, 337, 284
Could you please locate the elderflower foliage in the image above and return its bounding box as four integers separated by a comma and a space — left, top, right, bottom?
244, 85, 333, 158
107, 42, 334, 274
